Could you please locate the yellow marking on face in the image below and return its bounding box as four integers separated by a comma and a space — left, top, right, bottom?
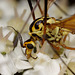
23, 41, 35, 47
26, 49, 32, 55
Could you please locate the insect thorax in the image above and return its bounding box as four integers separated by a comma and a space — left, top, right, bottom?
29, 17, 69, 43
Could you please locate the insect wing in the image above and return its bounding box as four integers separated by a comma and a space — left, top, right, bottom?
60, 14, 75, 33
53, 14, 75, 33
51, 14, 75, 33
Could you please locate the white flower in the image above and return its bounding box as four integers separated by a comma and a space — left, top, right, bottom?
0, 54, 14, 75
0, 42, 32, 75
23, 53, 60, 75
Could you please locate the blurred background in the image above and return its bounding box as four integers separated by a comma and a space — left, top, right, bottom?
0, 0, 75, 26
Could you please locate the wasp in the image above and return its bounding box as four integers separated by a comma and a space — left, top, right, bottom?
19, 14, 75, 59
10, 0, 75, 59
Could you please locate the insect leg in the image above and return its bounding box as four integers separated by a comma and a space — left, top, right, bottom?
60, 34, 75, 50
61, 44, 75, 50
63, 34, 68, 43
27, 0, 35, 20
20, 0, 40, 33
42, 0, 48, 44
36, 0, 44, 16
50, 43, 60, 51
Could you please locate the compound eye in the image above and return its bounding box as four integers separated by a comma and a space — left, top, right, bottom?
27, 44, 34, 49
